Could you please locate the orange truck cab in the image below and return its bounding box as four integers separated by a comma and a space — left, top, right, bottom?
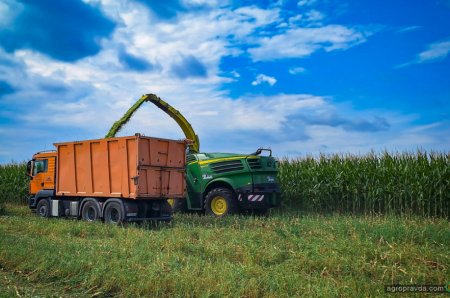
27, 134, 185, 224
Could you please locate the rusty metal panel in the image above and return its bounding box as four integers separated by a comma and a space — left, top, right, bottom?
55, 135, 185, 200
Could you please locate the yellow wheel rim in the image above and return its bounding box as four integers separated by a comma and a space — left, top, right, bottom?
211, 196, 227, 215
167, 199, 174, 206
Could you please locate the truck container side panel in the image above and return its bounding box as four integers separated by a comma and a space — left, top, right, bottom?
139, 137, 150, 165
91, 141, 109, 194
107, 140, 122, 194
167, 170, 184, 195
149, 139, 159, 166
137, 167, 161, 197
74, 143, 90, 194
54, 135, 185, 199
126, 139, 137, 196
58, 144, 76, 194
167, 141, 181, 168
118, 138, 130, 198
138, 168, 148, 195
158, 141, 168, 166
150, 169, 162, 196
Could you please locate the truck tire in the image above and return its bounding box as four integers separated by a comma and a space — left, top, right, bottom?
205, 188, 240, 216
171, 198, 189, 213
104, 202, 124, 224
36, 199, 50, 218
81, 201, 100, 222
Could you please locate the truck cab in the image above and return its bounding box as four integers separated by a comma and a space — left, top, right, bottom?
27, 151, 57, 212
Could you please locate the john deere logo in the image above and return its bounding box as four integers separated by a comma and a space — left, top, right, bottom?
446, 282, 450, 293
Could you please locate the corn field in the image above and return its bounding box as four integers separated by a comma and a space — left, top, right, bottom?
0, 162, 29, 206
278, 150, 450, 217
1, 150, 449, 217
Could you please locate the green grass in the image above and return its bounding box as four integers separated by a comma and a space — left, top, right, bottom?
1, 205, 449, 297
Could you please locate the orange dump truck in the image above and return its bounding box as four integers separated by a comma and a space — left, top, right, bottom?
27, 134, 186, 223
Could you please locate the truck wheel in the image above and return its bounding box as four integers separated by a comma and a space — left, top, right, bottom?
81, 201, 100, 222
205, 188, 240, 216
104, 202, 124, 224
36, 199, 50, 218
171, 198, 189, 213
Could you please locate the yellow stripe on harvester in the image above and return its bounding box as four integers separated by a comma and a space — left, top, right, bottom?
198, 156, 260, 165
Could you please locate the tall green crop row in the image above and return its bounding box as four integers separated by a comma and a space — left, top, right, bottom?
278, 150, 450, 217
1, 151, 449, 217
0, 162, 29, 205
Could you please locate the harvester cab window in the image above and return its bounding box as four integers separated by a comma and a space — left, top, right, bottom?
32, 159, 48, 176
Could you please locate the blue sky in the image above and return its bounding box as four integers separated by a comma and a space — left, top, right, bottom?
0, 0, 449, 163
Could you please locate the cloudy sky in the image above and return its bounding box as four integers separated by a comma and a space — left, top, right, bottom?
0, 0, 449, 163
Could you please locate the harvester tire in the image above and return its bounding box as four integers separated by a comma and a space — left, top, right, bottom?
205, 188, 240, 216
36, 199, 50, 218
171, 198, 189, 213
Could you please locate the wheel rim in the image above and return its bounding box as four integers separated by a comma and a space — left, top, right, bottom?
211, 196, 227, 215
167, 199, 174, 206
108, 208, 119, 223
85, 207, 96, 221
39, 205, 47, 217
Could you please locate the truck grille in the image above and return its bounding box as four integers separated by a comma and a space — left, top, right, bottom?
211, 160, 244, 174
186, 155, 196, 164
247, 158, 262, 170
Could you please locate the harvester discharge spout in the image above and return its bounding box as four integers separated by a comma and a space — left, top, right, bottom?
105, 94, 200, 153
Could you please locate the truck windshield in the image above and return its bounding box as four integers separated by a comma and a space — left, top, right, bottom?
32, 159, 48, 176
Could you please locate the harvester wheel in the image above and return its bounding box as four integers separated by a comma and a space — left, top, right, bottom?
36, 199, 50, 218
171, 198, 189, 213
104, 202, 124, 224
81, 202, 100, 222
205, 188, 240, 216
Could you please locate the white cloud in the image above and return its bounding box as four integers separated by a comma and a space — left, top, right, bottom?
396, 39, 450, 68
289, 67, 306, 74
0, 0, 24, 28
396, 26, 421, 33
305, 9, 324, 21
417, 40, 450, 62
252, 74, 277, 86
298, 0, 317, 6
1, 1, 441, 163
248, 25, 367, 61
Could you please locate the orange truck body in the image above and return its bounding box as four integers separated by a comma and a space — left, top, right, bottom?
28, 134, 186, 223
54, 135, 186, 199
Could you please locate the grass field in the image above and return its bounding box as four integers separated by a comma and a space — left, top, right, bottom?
1, 205, 449, 297
1, 150, 449, 296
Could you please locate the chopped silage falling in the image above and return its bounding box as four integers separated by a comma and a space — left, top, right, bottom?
105, 96, 147, 138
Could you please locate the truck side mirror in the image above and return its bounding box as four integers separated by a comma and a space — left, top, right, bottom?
26, 160, 32, 176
